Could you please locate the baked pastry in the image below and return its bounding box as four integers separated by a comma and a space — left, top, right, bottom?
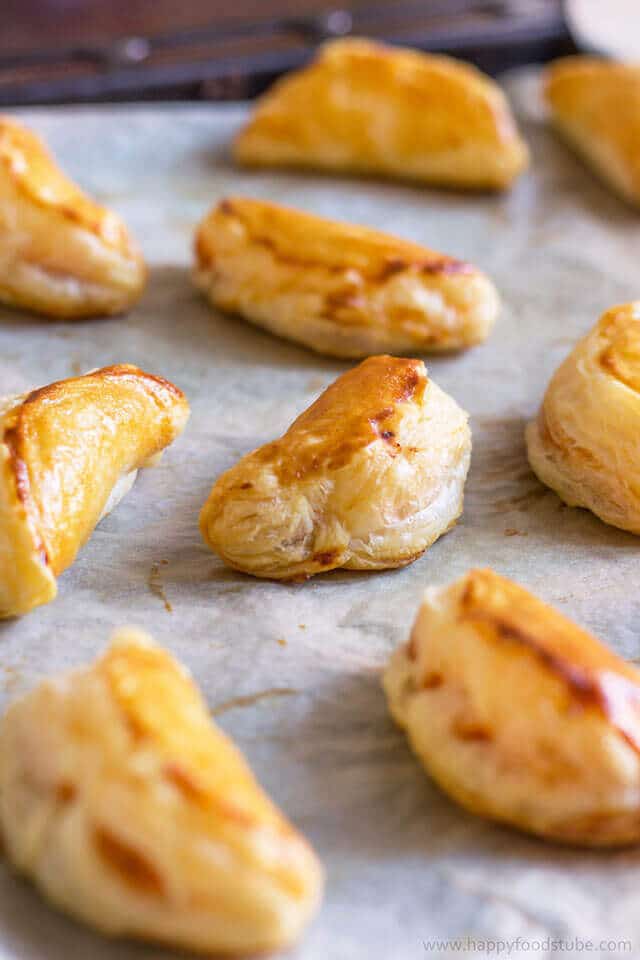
0, 364, 189, 618
526, 302, 640, 533
384, 568, 640, 846
234, 38, 529, 190
0, 630, 323, 953
200, 355, 470, 580
544, 57, 640, 207
0, 116, 146, 318
194, 197, 499, 357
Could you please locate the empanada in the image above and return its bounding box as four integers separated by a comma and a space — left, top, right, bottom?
0, 364, 189, 618
200, 355, 470, 580
544, 57, 640, 207
194, 197, 499, 357
526, 302, 640, 533
0, 117, 146, 318
0, 630, 323, 953
384, 568, 640, 846
234, 38, 529, 190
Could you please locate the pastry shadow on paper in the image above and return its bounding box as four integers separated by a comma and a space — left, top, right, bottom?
0, 305, 121, 329
539, 134, 640, 224
243, 663, 477, 862
230, 157, 519, 206
167, 551, 425, 598
467, 414, 640, 554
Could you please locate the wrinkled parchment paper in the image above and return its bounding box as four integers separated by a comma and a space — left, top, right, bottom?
1, 71, 640, 960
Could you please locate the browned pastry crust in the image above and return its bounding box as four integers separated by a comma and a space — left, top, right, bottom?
544, 57, 640, 207
384, 568, 640, 846
526, 302, 640, 533
234, 38, 529, 190
0, 116, 146, 317
0, 365, 190, 617
194, 197, 499, 357
200, 355, 471, 580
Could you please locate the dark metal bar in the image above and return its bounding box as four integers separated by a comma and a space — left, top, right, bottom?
0, 0, 571, 105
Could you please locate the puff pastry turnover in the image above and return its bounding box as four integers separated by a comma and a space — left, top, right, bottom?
0, 116, 146, 318
0, 630, 323, 953
526, 302, 640, 533
194, 197, 499, 357
234, 38, 529, 190
544, 57, 640, 207
0, 364, 189, 618
384, 568, 640, 847
200, 355, 470, 580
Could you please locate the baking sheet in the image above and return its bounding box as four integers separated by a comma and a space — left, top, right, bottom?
1, 70, 640, 959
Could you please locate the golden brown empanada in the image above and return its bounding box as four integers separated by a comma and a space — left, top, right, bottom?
0, 117, 146, 318
0, 630, 323, 953
0, 364, 189, 618
384, 568, 640, 847
200, 355, 470, 580
234, 38, 529, 190
526, 302, 640, 533
544, 57, 640, 207
194, 197, 499, 357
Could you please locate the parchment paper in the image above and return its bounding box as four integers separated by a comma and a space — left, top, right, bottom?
1, 70, 640, 960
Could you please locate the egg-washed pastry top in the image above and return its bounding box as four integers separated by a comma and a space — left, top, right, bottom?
194, 196, 499, 357
200, 354, 470, 580
0, 364, 189, 618
384, 568, 640, 846
234, 38, 529, 190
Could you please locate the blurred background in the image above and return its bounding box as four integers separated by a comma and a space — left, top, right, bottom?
1, 0, 576, 106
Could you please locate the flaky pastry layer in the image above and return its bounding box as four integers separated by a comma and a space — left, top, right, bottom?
526, 302, 640, 533
200, 355, 470, 580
